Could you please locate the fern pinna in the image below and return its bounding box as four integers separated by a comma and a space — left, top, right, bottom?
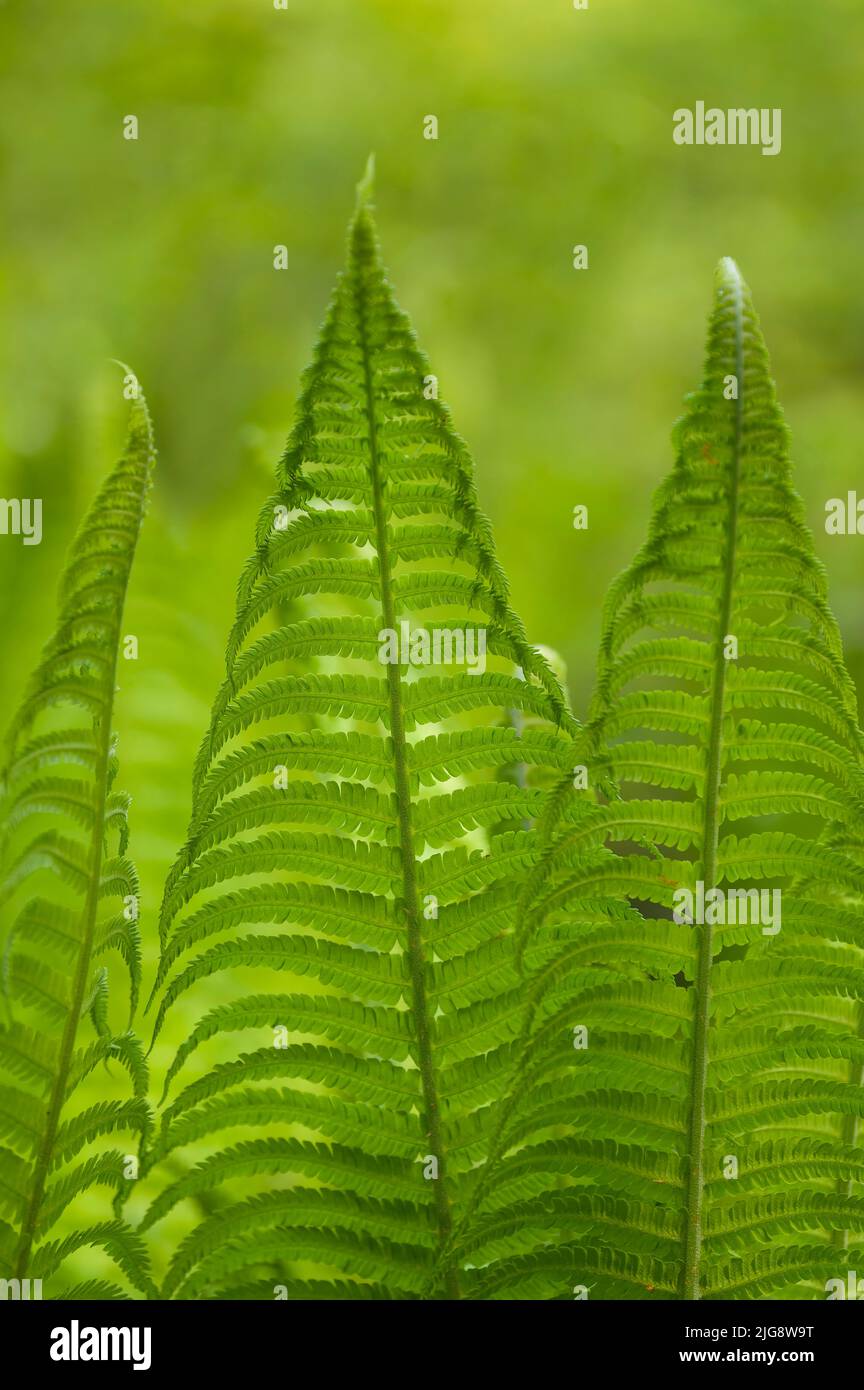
0, 394, 155, 1299
144, 169, 583, 1299
523, 259, 864, 1300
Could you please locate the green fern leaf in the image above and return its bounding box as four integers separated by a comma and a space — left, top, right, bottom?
514, 260, 864, 1300
0, 393, 156, 1298
146, 171, 581, 1299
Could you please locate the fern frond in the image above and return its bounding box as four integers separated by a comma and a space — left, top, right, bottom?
0, 392, 156, 1297
147, 175, 579, 1299
511, 260, 864, 1300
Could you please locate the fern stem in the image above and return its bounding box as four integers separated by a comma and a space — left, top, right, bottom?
682, 263, 745, 1301
836, 1002, 864, 1249
352, 218, 460, 1299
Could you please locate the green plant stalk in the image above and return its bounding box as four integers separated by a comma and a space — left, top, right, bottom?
836, 1002, 864, 1249
353, 218, 460, 1299
683, 263, 745, 1301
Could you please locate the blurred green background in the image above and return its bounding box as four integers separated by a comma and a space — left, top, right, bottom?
1, 0, 862, 1282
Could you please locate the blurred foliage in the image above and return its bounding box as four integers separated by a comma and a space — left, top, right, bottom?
0, 0, 862, 1288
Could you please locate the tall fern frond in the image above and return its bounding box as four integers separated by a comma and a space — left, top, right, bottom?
145, 168, 585, 1299
0, 392, 156, 1298
511, 260, 864, 1300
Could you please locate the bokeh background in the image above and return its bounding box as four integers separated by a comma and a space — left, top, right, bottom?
1, 0, 862, 1285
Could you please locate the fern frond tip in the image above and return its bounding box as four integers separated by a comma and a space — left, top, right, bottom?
715, 256, 746, 296
355, 153, 376, 211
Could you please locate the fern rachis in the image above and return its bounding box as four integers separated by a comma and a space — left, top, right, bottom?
682, 260, 746, 1299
